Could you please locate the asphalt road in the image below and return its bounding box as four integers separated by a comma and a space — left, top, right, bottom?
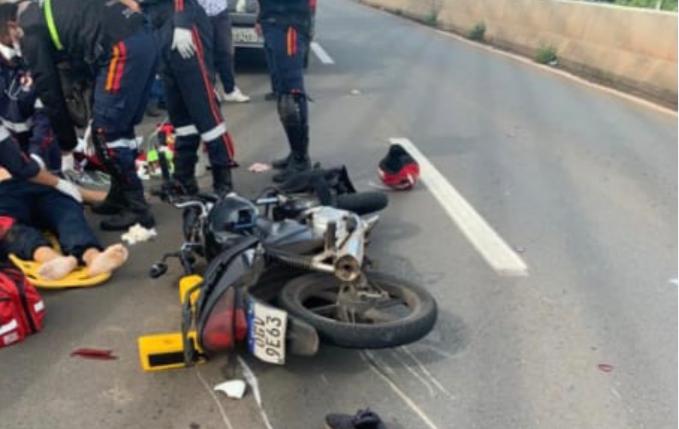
1, 1, 676, 428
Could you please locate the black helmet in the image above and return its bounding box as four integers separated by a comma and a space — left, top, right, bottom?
208, 194, 258, 234
206, 195, 258, 253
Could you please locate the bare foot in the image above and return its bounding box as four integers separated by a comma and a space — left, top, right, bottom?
38, 255, 78, 280
87, 244, 129, 277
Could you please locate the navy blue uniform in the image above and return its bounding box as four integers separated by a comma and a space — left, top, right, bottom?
16, 0, 159, 229
0, 132, 100, 262
142, 0, 235, 194
0, 55, 60, 173
258, 0, 313, 182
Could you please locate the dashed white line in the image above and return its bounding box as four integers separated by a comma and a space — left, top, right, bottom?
310, 41, 335, 64
390, 137, 529, 276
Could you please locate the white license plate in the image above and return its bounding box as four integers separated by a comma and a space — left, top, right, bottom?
232, 28, 262, 44
247, 299, 287, 365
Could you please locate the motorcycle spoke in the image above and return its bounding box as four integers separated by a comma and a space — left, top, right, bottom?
309, 290, 339, 303
308, 303, 339, 316
362, 308, 401, 323
375, 297, 406, 310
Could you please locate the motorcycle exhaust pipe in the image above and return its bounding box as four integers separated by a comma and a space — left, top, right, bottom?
334, 223, 365, 282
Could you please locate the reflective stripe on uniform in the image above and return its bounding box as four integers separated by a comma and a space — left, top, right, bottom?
201, 122, 226, 142
1, 118, 32, 133
0, 126, 11, 141
175, 125, 199, 137
43, 0, 64, 51
106, 138, 137, 149
30, 154, 45, 170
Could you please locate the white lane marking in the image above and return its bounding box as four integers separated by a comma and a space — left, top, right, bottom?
400, 346, 456, 400
389, 350, 436, 397
195, 369, 234, 429
390, 137, 529, 276
310, 42, 335, 64
237, 357, 275, 429
361, 352, 440, 429
669, 278, 678, 286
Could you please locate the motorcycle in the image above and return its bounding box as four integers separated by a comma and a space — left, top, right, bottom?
140, 181, 437, 370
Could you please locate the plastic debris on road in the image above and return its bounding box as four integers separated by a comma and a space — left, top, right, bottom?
350, 89, 362, 96
71, 348, 117, 360
248, 162, 272, 173
122, 224, 158, 245
597, 363, 614, 373
214, 379, 247, 399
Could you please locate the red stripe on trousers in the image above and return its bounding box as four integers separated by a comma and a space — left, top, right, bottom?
190, 27, 236, 159
113, 42, 127, 92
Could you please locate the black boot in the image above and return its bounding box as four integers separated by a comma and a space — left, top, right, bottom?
172, 151, 199, 196
100, 189, 155, 231
272, 153, 311, 183
91, 178, 125, 215
273, 94, 311, 183
272, 123, 311, 183
271, 153, 292, 170
212, 166, 233, 196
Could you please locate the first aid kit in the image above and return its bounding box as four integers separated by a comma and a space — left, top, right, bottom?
0, 267, 45, 348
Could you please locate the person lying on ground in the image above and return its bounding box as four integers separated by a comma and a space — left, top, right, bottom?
0, 135, 128, 281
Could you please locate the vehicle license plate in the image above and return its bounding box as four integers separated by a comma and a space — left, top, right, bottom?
232, 28, 262, 44
247, 299, 287, 365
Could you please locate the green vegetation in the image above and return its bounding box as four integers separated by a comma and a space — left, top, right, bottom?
587, 0, 677, 11
468, 22, 486, 41
535, 45, 558, 65
424, 10, 438, 26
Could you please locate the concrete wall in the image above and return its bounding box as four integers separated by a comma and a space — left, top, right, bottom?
361, 0, 678, 107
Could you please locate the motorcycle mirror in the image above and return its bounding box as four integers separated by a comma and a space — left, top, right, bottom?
149, 262, 168, 279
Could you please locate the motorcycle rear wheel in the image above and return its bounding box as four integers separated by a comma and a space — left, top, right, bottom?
278, 271, 437, 348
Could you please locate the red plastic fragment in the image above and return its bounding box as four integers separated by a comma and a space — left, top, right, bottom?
71, 348, 117, 360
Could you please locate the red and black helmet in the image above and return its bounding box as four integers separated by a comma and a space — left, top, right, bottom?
378, 144, 420, 190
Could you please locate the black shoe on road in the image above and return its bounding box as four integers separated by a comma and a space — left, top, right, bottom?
100, 209, 156, 232
325, 409, 387, 429
272, 156, 310, 183
91, 199, 125, 216
271, 153, 292, 170
92, 179, 126, 215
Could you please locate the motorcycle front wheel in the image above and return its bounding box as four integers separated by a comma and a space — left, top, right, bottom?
278, 271, 437, 349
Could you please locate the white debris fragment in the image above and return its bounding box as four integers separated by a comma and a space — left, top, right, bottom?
214, 380, 247, 400
350, 89, 362, 96
121, 224, 157, 245
248, 162, 272, 173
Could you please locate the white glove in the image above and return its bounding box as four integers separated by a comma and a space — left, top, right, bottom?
172, 28, 196, 59
55, 179, 83, 203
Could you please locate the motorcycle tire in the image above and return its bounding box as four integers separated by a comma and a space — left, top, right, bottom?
278, 271, 437, 349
